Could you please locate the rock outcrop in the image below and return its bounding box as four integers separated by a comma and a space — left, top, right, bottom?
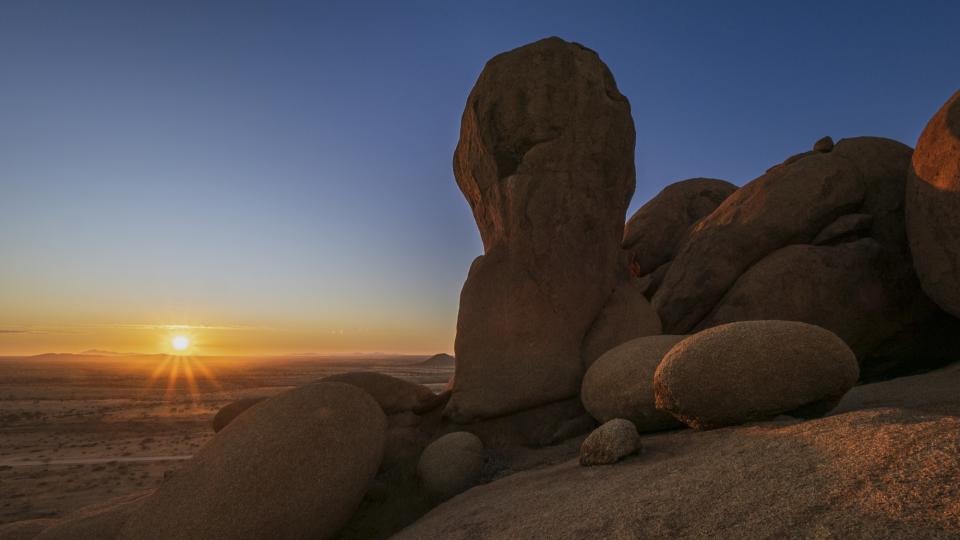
581, 335, 685, 432
417, 432, 484, 499
654, 321, 859, 429
323, 371, 446, 414
119, 382, 386, 540
906, 90, 960, 318
623, 178, 737, 278
448, 36, 636, 421
651, 137, 934, 374
578, 419, 641, 466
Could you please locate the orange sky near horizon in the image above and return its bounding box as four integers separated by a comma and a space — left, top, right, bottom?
0, 320, 456, 357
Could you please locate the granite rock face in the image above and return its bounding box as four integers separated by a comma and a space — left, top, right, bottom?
623, 178, 737, 278
651, 137, 935, 372
448, 36, 636, 421
906, 90, 960, 318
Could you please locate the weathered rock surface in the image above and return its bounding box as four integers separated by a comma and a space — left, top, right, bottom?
581, 335, 685, 432
323, 371, 445, 414
394, 403, 960, 539
578, 419, 641, 466
652, 137, 934, 372
448, 36, 636, 421
580, 275, 662, 369
417, 432, 484, 499
623, 178, 737, 277
906, 90, 960, 317
211, 396, 266, 432
119, 382, 386, 540
654, 321, 859, 429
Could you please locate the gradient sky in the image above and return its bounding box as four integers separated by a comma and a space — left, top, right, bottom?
2, 1, 958, 355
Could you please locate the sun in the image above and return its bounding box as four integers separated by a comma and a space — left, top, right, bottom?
171, 335, 190, 352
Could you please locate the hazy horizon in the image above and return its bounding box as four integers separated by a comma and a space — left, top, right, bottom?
3, 1, 959, 356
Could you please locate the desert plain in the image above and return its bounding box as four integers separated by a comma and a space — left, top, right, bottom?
0, 353, 453, 526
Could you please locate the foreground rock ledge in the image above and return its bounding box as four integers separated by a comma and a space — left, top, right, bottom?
395, 376, 960, 539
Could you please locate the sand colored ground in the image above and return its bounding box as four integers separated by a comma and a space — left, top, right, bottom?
0, 354, 452, 526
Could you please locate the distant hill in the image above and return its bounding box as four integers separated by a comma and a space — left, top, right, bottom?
417, 353, 455, 367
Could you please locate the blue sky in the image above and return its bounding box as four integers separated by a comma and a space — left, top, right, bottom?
1, 1, 958, 354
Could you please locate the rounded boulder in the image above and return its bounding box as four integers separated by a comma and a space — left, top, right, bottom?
654, 321, 859, 429
119, 382, 387, 540
579, 418, 641, 466
581, 335, 686, 432
417, 432, 483, 499
906, 89, 960, 317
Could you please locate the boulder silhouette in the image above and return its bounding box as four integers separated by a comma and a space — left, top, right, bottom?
417, 432, 484, 499
211, 396, 266, 432
906, 89, 960, 317
579, 418, 641, 466
581, 335, 685, 432
447, 36, 636, 422
654, 321, 859, 429
323, 371, 445, 414
119, 382, 386, 540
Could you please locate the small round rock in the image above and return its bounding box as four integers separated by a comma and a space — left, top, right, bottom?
579, 418, 641, 466
813, 135, 834, 152
417, 432, 484, 499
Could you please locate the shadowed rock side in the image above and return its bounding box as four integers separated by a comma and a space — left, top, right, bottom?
623, 178, 737, 278
448, 36, 636, 421
906, 89, 960, 318
651, 137, 936, 374
580, 273, 661, 369
119, 383, 386, 540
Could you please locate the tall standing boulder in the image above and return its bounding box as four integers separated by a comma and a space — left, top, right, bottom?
447, 37, 636, 421
906, 90, 960, 317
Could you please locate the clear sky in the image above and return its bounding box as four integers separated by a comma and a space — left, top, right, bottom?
2, 1, 958, 355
